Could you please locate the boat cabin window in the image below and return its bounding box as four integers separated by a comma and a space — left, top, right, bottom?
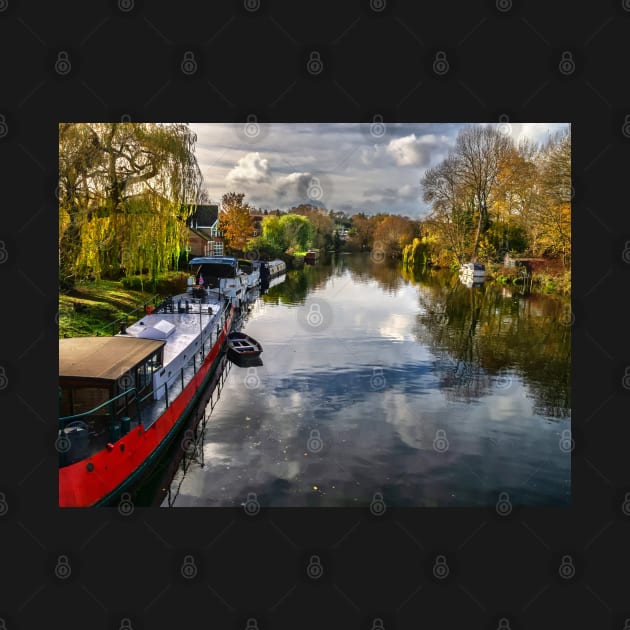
195, 263, 237, 280
65, 386, 111, 417
132, 350, 162, 398
147, 352, 162, 373
136, 363, 150, 391
60, 384, 115, 438
114, 350, 159, 417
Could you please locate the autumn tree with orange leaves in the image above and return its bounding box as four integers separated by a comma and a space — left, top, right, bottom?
421, 125, 570, 268
532, 129, 571, 265
218, 192, 255, 253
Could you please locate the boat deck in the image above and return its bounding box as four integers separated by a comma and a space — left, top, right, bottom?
122, 293, 223, 366
119, 292, 229, 430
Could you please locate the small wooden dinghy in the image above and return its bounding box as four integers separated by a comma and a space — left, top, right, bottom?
226, 331, 263, 358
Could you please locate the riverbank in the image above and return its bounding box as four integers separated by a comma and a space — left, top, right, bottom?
401, 258, 570, 296
58, 272, 188, 337
484, 261, 571, 295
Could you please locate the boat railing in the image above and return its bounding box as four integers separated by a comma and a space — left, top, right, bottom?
58, 386, 142, 432
155, 300, 232, 409
94, 294, 161, 336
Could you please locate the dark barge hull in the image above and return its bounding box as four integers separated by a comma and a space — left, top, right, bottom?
126, 351, 230, 507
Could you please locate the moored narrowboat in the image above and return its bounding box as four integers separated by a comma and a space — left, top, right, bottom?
252, 259, 287, 288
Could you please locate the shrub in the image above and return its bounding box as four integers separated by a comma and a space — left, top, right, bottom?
120, 275, 147, 291
156, 272, 188, 295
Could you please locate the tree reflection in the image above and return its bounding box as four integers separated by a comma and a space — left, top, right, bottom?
262, 263, 334, 305
409, 269, 570, 418
343, 252, 405, 293
259, 254, 570, 419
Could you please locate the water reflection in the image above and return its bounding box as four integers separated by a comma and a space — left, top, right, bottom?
409, 268, 570, 418
164, 253, 570, 507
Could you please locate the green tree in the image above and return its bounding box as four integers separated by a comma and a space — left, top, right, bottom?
58, 123, 202, 286
402, 237, 432, 272
279, 214, 312, 253
255, 213, 314, 256
289, 205, 334, 251
259, 214, 286, 253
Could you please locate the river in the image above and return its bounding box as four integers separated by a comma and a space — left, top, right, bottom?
162, 252, 571, 508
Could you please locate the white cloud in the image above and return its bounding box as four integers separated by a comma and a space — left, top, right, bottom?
274, 172, 313, 199
188, 123, 569, 218
227, 152, 271, 184
386, 134, 437, 167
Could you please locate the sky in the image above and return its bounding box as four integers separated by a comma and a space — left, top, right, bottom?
189, 122, 570, 219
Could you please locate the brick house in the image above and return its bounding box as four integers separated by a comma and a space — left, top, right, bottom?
249, 208, 264, 237
187, 204, 224, 257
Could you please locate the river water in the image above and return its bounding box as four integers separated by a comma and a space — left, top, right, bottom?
163, 252, 571, 508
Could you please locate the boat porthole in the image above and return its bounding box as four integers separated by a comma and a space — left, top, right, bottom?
86, 462, 94, 472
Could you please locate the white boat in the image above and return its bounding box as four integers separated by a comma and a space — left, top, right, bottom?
459, 262, 485, 277
459, 262, 485, 287
237, 258, 261, 289
459, 262, 485, 274
188, 256, 249, 307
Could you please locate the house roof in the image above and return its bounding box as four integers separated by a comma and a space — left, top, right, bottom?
189, 204, 218, 228
189, 227, 216, 241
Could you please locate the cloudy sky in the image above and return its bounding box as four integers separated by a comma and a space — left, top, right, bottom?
189, 122, 569, 218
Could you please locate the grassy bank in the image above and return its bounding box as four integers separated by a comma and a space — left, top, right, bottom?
59, 272, 189, 338
484, 263, 571, 295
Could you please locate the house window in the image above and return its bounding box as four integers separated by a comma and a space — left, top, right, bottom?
212, 241, 223, 256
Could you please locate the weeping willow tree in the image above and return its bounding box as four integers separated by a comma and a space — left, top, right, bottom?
59, 123, 203, 287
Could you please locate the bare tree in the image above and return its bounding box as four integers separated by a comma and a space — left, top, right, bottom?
454, 126, 513, 260
422, 155, 475, 264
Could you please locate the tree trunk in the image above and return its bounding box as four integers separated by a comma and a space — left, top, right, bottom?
470, 211, 483, 262
59, 208, 82, 287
